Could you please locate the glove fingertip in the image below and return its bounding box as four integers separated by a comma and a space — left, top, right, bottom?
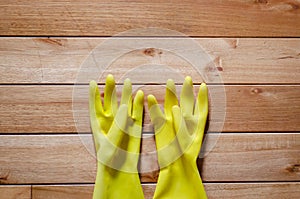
135, 90, 144, 103
147, 94, 158, 108
167, 79, 175, 88
200, 82, 208, 93
89, 80, 97, 87
133, 90, 144, 112
184, 76, 193, 86
120, 78, 132, 106
132, 90, 144, 121
198, 83, 208, 105
166, 79, 177, 97
123, 78, 132, 87
196, 82, 209, 116
89, 80, 99, 94
105, 74, 116, 91
106, 74, 115, 85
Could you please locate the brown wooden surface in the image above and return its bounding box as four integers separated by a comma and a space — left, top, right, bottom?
0, 85, 299, 133
31, 183, 300, 199
1, 1, 299, 197
0, 134, 299, 184
32, 185, 93, 199
1, 38, 300, 84
0, 185, 31, 199
1, 183, 299, 199
1, 0, 300, 37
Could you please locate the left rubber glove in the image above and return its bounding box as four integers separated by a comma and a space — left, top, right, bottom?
89, 74, 145, 199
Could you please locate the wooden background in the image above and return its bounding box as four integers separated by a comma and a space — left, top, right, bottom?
0, 0, 300, 198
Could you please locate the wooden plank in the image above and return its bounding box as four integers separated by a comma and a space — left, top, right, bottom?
0, 185, 31, 199
1, 38, 300, 84
32, 183, 300, 199
0, 134, 299, 184
32, 185, 93, 199
204, 183, 300, 199
0, 85, 299, 133
1, 0, 300, 36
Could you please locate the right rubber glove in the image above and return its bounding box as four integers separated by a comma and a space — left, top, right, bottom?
89, 75, 145, 199
148, 76, 208, 199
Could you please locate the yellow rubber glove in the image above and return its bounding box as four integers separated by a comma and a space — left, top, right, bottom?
148, 76, 208, 199
89, 74, 145, 199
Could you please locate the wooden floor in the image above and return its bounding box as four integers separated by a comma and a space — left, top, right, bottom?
0, 1, 300, 198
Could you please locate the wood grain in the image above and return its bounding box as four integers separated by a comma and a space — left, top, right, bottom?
1, 0, 300, 36
32, 185, 93, 199
1, 1, 299, 198
0, 85, 299, 133
0, 185, 31, 199
31, 183, 300, 199
1, 38, 300, 84
204, 183, 300, 199
0, 134, 299, 184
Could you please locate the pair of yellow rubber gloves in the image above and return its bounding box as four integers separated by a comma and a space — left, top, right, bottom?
89, 74, 208, 199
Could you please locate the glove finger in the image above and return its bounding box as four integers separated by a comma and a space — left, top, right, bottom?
195, 83, 208, 115
171, 105, 181, 133
99, 104, 131, 170
171, 105, 190, 150
120, 78, 133, 115
132, 90, 144, 124
156, 105, 191, 167
89, 80, 103, 117
125, 90, 144, 154
106, 104, 142, 171
180, 76, 195, 117
104, 74, 118, 115
89, 80, 103, 151
147, 94, 165, 132
107, 104, 128, 147
194, 83, 209, 125
164, 79, 178, 119
194, 83, 208, 114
